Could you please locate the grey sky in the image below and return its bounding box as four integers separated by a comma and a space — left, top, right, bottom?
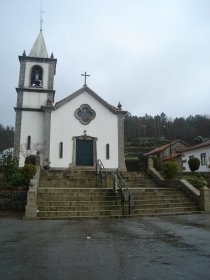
1, 0, 210, 126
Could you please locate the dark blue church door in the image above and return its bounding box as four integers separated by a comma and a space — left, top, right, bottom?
76, 139, 93, 166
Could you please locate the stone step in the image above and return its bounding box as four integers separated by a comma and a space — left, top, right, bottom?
40, 171, 113, 180
37, 192, 186, 200
133, 206, 200, 215
37, 194, 117, 201
37, 197, 191, 207
133, 197, 192, 204
35, 170, 200, 219
37, 200, 121, 207
37, 195, 116, 202
39, 183, 112, 188
131, 191, 188, 198
37, 205, 200, 218
37, 186, 182, 193
133, 201, 197, 209
37, 190, 188, 201
37, 209, 124, 218
38, 187, 112, 193
38, 205, 122, 211
37, 201, 196, 212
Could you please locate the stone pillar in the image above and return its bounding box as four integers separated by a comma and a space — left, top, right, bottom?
25, 166, 40, 218
118, 115, 127, 172
200, 186, 210, 211
14, 91, 24, 162
147, 156, 154, 170
43, 102, 52, 163
14, 56, 26, 164
25, 184, 38, 218
13, 110, 22, 161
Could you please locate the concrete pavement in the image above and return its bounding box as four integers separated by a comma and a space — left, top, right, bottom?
0, 213, 210, 280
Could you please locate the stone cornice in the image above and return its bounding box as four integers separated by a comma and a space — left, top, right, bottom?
14, 107, 44, 112
16, 87, 55, 94
19, 55, 57, 64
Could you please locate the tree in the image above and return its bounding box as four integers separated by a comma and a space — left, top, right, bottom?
0, 124, 14, 151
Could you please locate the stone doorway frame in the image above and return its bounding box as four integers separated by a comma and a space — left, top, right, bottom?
72, 135, 98, 168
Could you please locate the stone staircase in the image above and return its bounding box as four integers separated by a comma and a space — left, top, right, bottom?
36, 170, 200, 219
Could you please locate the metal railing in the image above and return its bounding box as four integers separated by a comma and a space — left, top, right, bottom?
112, 172, 133, 215
96, 159, 107, 187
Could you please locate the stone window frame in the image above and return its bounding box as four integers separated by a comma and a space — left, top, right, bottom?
106, 143, 110, 160
27, 135, 31, 150
59, 142, 63, 159
74, 104, 96, 125
201, 153, 207, 165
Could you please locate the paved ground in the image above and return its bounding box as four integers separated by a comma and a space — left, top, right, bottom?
0, 213, 210, 280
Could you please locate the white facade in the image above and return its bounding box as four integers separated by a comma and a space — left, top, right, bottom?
50, 90, 119, 169
19, 111, 44, 166
14, 31, 126, 171
182, 141, 210, 172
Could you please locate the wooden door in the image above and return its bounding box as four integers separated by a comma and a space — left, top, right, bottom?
76, 139, 93, 166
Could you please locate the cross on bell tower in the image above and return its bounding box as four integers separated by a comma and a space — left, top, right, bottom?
81, 71, 90, 87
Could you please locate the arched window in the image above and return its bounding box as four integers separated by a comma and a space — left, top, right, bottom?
31, 65, 43, 87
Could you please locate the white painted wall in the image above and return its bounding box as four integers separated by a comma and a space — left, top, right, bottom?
22, 91, 48, 108
19, 111, 44, 166
50, 91, 119, 169
182, 146, 210, 172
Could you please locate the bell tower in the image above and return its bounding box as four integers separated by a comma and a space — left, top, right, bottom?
14, 31, 57, 166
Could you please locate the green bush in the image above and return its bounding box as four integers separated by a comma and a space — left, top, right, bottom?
25, 155, 36, 165
186, 174, 207, 189
188, 157, 200, 172
0, 152, 36, 187
0, 151, 18, 184
9, 170, 25, 187
21, 164, 36, 185
161, 161, 178, 180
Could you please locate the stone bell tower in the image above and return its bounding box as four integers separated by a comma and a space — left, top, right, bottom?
14, 31, 57, 166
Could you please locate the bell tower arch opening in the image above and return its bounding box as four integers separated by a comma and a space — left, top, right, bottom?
31, 65, 43, 87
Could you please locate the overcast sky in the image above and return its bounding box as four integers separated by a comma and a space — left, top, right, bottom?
1, 0, 210, 126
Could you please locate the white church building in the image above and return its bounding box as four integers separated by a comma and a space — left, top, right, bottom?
14, 31, 127, 171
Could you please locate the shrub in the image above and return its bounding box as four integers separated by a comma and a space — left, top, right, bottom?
9, 170, 25, 187
161, 161, 178, 180
186, 174, 207, 189
0, 151, 18, 184
25, 155, 36, 165
21, 164, 36, 185
188, 157, 200, 172
0, 151, 36, 187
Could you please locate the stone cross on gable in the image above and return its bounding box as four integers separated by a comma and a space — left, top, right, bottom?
81, 72, 90, 87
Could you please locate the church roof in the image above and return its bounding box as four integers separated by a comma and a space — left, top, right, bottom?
29, 31, 48, 58
54, 86, 127, 115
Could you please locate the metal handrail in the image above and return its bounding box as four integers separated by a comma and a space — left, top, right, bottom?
96, 159, 107, 187
112, 172, 133, 215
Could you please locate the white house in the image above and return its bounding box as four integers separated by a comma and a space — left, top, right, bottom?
182, 140, 210, 172
14, 31, 127, 171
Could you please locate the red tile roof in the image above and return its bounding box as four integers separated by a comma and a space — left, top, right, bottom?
182, 139, 210, 152
144, 139, 187, 156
